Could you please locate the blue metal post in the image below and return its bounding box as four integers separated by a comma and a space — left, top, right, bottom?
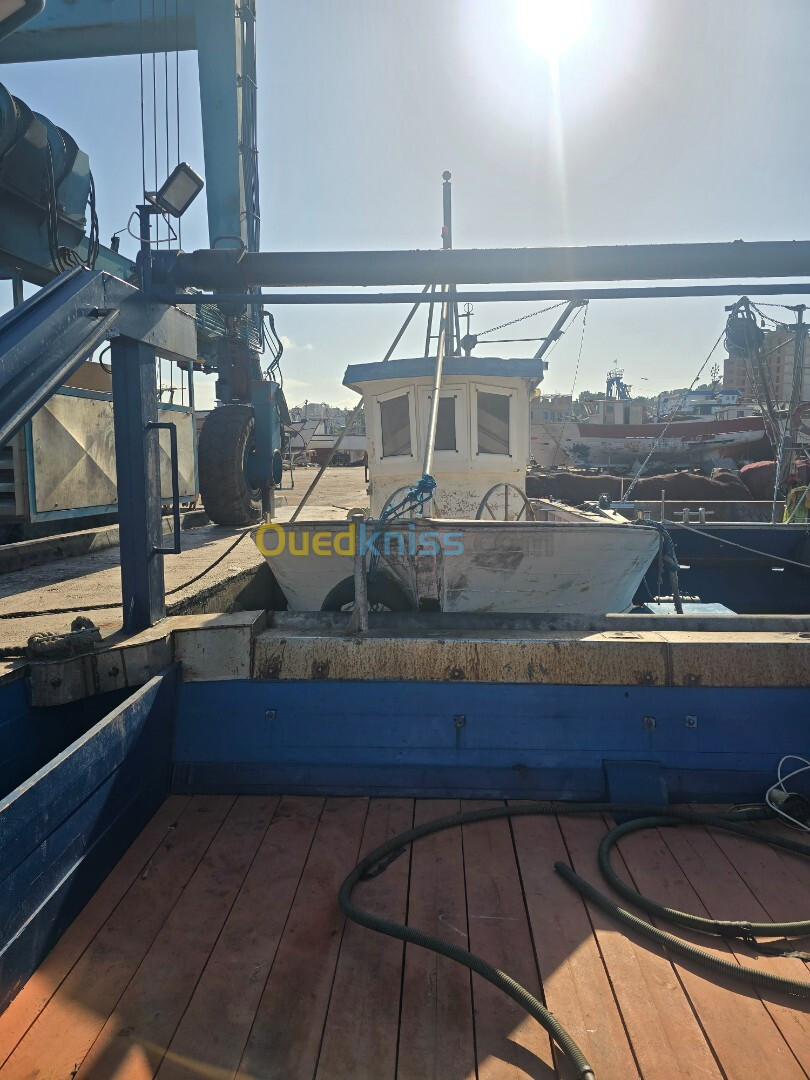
112, 337, 166, 631
194, 0, 249, 251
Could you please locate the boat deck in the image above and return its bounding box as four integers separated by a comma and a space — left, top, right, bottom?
1, 796, 809, 1080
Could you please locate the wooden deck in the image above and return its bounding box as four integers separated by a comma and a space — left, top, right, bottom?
1, 796, 809, 1080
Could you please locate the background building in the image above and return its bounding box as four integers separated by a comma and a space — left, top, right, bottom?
723, 327, 809, 404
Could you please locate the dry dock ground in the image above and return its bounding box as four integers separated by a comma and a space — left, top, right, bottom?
0, 467, 368, 652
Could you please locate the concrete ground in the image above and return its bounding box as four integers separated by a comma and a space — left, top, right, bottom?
0, 467, 368, 652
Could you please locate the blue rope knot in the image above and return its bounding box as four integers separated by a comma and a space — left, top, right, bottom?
367, 474, 438, 583
379, 473, 437, 524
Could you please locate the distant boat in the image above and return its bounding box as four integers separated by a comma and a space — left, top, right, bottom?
531, 369, 771, 470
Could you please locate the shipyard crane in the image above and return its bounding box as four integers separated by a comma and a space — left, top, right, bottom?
0, 0, 283, 529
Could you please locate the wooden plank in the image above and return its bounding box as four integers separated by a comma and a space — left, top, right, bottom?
397, 799, 476, 1080
557, 814, 722, 1080
510, 808, 640, 1080
74, 796, 280, 1079
315, 798, 414, 1080
691, 802, 810, 898
0, 795, 190, 1068
155, 796, 325, 1080
649, 819, 810, 1077
613, 819, 805, 1079
0, 795, 235, 1080
461, 801, 555, 1080
236, 797, 369, 1080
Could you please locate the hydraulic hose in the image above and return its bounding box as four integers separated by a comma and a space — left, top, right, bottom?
338, 802, 810, 1080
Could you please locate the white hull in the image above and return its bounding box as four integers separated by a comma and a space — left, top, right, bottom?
254, 518, 659, 615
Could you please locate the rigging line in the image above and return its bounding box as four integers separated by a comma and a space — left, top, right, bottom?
739, 307, 781, 444
750, 302, 793, 330
550, 302, 588, 470
666, 520, 810, 570
624, 327, 726, 500
476, 301, 567, 338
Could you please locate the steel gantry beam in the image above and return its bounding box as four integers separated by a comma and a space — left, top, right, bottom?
162, 238, 810, 292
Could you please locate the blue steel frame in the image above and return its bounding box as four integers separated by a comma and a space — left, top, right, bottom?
1, 0, 256, 257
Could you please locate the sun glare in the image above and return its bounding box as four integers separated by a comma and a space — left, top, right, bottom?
516, 0, 592, 61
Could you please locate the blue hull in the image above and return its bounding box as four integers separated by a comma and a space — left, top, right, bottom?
638, 522, 810, 613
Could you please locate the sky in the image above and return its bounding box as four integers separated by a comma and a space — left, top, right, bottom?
3, 0, 810, 410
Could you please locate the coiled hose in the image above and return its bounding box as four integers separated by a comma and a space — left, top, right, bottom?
338, 802, 810, 1080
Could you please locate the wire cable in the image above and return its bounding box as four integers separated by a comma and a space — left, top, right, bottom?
665, 518, 810, 569
550, 302, 588, 469
0, 530, 254, 620
624, 326, 726, 500
475, 301, 567, 338
766, 755, 810, 831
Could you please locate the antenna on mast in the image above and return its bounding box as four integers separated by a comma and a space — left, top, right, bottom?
441, 171, 459, 355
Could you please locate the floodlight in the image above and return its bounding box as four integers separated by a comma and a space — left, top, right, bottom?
0, 1, 45, 44
150, 162, 204, 219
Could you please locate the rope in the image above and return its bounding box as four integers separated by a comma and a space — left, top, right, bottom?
643, 520, 683, 612
624, 326, 726, 500
0, 531, 253, 620
340, 802, 810, 1080
550, 302, 588, 468
665, 518, 810, 569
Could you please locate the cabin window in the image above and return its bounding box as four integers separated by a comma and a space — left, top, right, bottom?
433, 396, 457, 451
380, 393, 412, 457
477, 391, 510, 455
623, 405, 631, 424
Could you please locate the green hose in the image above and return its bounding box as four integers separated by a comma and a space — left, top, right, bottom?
338, 802, 810, 1080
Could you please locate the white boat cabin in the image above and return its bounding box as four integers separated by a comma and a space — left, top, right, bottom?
343, 356, 542, 518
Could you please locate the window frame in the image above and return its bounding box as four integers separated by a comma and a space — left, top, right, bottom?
472, 384, 513, 459
377, 386, 416, 460
417, 384, 468, 458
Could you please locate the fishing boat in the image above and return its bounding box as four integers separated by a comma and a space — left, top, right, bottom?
530, 369, 771, 470
255, 353, 660, 614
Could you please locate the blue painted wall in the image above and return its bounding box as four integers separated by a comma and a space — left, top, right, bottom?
0, 678, 132, 800
173, 679, 809, 801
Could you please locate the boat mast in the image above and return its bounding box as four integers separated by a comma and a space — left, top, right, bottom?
421, 174, 455, 485
442, 170, 460, 356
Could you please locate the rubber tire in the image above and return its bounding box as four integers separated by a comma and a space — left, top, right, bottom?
321, 574, 414, 613
198, 404, 262, 526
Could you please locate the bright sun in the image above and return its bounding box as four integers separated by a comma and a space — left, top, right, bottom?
516, 0, 592, 61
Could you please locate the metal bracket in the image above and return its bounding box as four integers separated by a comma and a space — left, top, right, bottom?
145, 421, 181, 555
